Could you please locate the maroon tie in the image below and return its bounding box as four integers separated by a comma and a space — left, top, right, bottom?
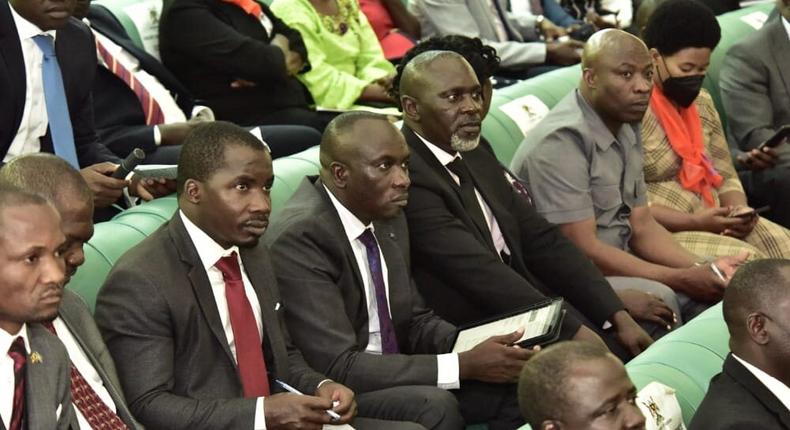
215, 252, 271, 397
8, 337, 26, 430
41, 321, 129, 430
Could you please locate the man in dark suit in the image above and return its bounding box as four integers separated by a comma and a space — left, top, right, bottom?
159, 0, 335, 132
0, 153, 143, 430
0, 186, 74, 430
690, 258, 790, 429
720, 0, 790, 229
72, 0, 321, 163
267, 112, 536, 429
0, 0, 172, 210
397, 51, 653, 359
95, 121, 381, 429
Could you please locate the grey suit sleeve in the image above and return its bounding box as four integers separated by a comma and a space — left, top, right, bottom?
95, 268, 256, 430
270, 230, 447, 394
415, 0, 547, 67
720, 43, 778, 151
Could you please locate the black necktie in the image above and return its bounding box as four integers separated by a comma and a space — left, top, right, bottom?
446, 157, 496, 251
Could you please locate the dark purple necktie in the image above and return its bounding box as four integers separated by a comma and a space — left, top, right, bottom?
358, 229, 399, 354
8, 337, 26, 430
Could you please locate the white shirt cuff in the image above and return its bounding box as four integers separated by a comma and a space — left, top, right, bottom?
437, 353, 460, 390
254, 397, 267, 430
153, 125, 162, 146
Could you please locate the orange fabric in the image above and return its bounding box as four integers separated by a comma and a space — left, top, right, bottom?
650, 85, 723, 207
221, 0, 262, 18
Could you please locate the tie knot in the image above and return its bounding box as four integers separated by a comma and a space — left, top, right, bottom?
446, 157, 472, 183
215, 252, 242, 281
8, 337, 25, 357
33, 34, 56, 57
357, 229, 378, 250
41, 320, 57, 335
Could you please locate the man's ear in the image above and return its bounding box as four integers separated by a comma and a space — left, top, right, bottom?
184, 179, 201, 204
401, 95, 420, 121
746, 312, 770, 345
330, 161, 349, 189
582, 67, 596, 89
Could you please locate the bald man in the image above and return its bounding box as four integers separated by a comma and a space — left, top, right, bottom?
690, 259, 790, 429
396, 50, 653, 360
0, 154, 143, 429
518, 341, 646, 430
266, 111, 531, 429
511, 30, 747, 329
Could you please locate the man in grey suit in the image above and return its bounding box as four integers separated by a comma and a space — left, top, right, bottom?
0, 187, 74, 430
0, 153, 143, 430
95, 121, 384, 430
720, 0, 790, 229
267, 112, 534, 429
408, 0, 585, 77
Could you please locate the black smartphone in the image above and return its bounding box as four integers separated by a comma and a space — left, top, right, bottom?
757, 124, 790, 149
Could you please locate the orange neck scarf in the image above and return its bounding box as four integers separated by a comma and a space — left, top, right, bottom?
650, 85, 722, 206
221, 0, 262, 18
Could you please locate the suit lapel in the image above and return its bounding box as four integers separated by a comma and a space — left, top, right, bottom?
0, 1, 27, 152
168, 215, 236, 366
374, 220, 411, 342
25, 326, 58, 430
239, 246, 282, 378
725, 354, 790, 427
768, 18, 790, 104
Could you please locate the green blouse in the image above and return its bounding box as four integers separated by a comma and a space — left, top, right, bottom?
271, 0, 395, 109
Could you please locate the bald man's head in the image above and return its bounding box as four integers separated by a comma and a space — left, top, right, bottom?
320, 112, 410, 224
580, 29, 653, 134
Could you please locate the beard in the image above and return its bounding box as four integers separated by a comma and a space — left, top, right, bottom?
450, 132, 480, 152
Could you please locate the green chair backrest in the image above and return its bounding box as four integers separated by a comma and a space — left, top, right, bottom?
94, 0, 164, 58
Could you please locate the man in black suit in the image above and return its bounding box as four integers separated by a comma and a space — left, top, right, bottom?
95, 121, 385, 429
267, 112, 536, 429
73, 0, 321, 163
690, 258, 790, 429
397, 50, 653, 359
159, 0, 335, 132
0, 153, 143, 430
0, 0, 170, 209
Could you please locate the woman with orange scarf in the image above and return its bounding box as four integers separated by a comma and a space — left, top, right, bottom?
640, 0, 790, 259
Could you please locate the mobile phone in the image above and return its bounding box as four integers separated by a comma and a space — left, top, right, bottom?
729, 205, 771, 218
757, 124, 790, 150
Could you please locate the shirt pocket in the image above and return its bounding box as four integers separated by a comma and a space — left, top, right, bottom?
591, 184, 623, 212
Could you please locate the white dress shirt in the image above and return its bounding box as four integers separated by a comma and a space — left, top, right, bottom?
416, 133, 511, 258
324, 186, 461, 389
179, 211, 269, 430
51, 317, 118, 429
1, 325, 31, 430
783, 16, 790, 42
732, 354, 790, 413
5, 5, 53, 163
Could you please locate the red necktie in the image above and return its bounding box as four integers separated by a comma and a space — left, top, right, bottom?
94, 36, 165, 126
41, 321, 129, 430
215, 252, 271, 397
8, 337, 26, 430
221, 0, 262, 18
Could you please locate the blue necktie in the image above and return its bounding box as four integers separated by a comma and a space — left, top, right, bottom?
358, 229, 399, 354
32, 34, 79, 169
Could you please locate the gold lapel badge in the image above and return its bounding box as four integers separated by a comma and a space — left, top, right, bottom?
30, 351, 43, 364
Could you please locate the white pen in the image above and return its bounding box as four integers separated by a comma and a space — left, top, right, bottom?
710, 263, 727, 282
275, 379, 342, 421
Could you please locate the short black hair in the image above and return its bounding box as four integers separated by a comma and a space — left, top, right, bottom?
0, 153, 92, 207
642, 0, 720, 55
392, 36, 500, 101
518, 341, 613, 426
0, 185, 50, 230
723, 259, 790, 339
320, 111, 393, 168
177, 121, 269, 195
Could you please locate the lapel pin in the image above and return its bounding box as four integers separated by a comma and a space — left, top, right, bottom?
30, 352, 42, 364
388, 232, 396, 240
